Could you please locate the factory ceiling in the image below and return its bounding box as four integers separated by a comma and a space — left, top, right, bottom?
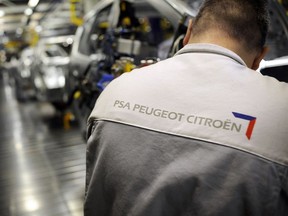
0, 0, 83, 52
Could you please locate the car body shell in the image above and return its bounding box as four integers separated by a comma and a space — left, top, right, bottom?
31, 35, 73, 107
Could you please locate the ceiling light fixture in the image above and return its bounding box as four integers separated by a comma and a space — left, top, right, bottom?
25, 8, 33, 16
28, 0, 40, 8
0, 10, 5, 17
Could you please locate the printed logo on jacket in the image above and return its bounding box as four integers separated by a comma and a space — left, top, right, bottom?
114, 100, 256, 140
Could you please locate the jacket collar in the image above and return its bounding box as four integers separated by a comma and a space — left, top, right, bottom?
175, 43, 247, 67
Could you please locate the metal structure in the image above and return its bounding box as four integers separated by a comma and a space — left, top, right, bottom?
0, 0, 83, 54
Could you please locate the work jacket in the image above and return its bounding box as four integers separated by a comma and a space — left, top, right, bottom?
85, 43, 288, 216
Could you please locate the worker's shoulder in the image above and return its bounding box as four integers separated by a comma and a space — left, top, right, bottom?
257, 72, 288, 97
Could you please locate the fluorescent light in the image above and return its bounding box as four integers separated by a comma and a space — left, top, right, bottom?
24, 196, 40, 212
66, 37, 74, 45
25, 8, 33, 16
0, 10, 5, 17
35, 25, 42, 32
28, 0, 39, 7
16, 28, 23, 35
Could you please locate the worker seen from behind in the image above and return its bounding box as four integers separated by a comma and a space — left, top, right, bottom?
85, 0, 288, 215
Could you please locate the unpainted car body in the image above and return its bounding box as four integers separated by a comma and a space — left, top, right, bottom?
14, 47, 36, 101
31, 35, 73, 109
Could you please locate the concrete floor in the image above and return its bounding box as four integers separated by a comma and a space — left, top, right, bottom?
0, 71, 86, 216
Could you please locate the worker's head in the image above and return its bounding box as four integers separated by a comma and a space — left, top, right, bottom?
183, 0, 270, 70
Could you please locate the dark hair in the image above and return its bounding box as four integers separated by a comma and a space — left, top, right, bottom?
192, 0, 270, 51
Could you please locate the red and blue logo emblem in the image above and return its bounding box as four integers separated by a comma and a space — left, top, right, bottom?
233, 112, 257, 140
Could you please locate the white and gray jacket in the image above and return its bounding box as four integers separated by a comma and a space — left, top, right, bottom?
85, 44, 288, 216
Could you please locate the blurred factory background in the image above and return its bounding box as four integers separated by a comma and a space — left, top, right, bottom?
0, 0, 287, 216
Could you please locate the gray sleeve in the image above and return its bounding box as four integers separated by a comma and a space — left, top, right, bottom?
279, 167, 288, 214
86, 118, 97, 140
284, 168, 288, 196
85, 119, 100, 193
